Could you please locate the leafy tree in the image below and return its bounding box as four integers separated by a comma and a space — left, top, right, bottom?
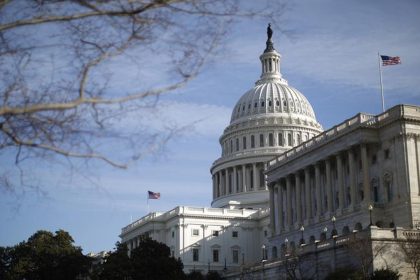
98, 242, 132, 280
98, 236, 185, 280
186, 271, 205, 280
0, 229, 91, 280
0, 0, 284, 193
370, 268, 400, 280
205, 271, 222, 280
130, 237, 185, 280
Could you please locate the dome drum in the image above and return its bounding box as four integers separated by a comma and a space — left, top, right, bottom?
210, 26, 323, 209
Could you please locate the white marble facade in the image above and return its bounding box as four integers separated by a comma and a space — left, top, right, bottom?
120, 27, 420, 277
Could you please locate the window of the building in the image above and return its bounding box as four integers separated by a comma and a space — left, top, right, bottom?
254, 102, 257, 108
264, 230, 268, 237
193, 248, 199, 262
297, 134, 301, 144
213, 249, 219, 262
384, 149, 390, 159
243, 137, 247, 149
276, 100, 280, 106
230, 139, 233, 153
278, 133, 283, 146
232, 249, 239, 264
251, 135, 255, 148
192, 229, 199, 236
212, 230, 219, 237
268, 100, 272, 106
235, 138, 239, 152
287, 133, 292, 146
283, 100, 287, 106
372, 154, 377, 164
172, 231, 175, 238
259, 134, 264, 147
261, 101, 265, 107
269, 133, 274, 146
232, 231, 238, 238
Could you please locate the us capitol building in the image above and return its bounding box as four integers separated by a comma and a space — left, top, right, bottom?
120, 26, 420, 279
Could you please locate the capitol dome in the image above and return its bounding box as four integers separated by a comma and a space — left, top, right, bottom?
210, 25, 323, 209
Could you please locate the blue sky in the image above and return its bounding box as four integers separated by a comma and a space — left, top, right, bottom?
1, 0, 420, 253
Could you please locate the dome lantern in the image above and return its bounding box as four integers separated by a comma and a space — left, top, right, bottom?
256, 24, 288, 86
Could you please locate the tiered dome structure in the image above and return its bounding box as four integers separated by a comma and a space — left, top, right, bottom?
210, 24, 323, 209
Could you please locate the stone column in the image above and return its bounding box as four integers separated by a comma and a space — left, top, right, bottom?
348, 149, 356, 208
304, 167, 311, 223
233, 166, 237, 193
336, 154, 344, 213
295, 172, 302, 226
286, 176, 292, 228
361, 144, 370, 204
212, 175, 216, 198
276, 183, 283, 234
326, 158, 333, 214
241, 165, 246, 192
252, 163, 258, 190
269, 185, 276, 235
315, 163, 322, 219
225, 169, 229, 195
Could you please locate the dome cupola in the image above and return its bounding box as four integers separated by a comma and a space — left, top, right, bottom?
210, 25, 323, 209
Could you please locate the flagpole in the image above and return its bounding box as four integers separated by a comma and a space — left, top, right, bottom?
378, 52, 385, 112
147, 194, 150, 213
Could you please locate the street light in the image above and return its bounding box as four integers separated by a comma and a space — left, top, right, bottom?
261, 244, 266, 261
368, 204, 373, 226
331, 216, 337, 237
284, 238, 289, 256
300, 225, 305, 245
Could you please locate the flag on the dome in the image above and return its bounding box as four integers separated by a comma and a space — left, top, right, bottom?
380, 55, 401, 66
148, 191, 160, 199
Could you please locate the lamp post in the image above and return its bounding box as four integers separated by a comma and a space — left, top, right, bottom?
322, 226, 328, 241
368, 204, 373, 226
331, 216, 337, 237
300, 225, 305, 245
261, 244, 266, 261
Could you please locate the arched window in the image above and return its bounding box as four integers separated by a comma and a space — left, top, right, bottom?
278, 133, 283, 146
269, 133, 274, 146
287, 133, 292, 146
243, 136, 247, 149
297, 134, 301, 144
259, 134, 264, 147
251, 135, 255, 148
272, 246, 278, 259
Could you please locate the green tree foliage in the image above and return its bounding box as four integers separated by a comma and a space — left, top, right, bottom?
0, 230, 91, 280
99, 237, 185, 280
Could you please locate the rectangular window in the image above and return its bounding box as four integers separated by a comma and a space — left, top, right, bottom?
213, 249, 219, 262
269, 133, 274, 146
236, 138, 239, 151
243, 137, 247, 149
259, 134, 264, 147
232, 249, 239, 264
192, 229, 199, 236
287, 133, 292, 146
193, 248, 199, 262
212, 230, 219, 237
384, 149, 390, 159
172, 231, 175, 238
232, 231, 238, 238
251, 135, 255, 148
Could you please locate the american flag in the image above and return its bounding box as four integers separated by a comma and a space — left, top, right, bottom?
148, 191, 160, 199
380, 55, 401, 66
